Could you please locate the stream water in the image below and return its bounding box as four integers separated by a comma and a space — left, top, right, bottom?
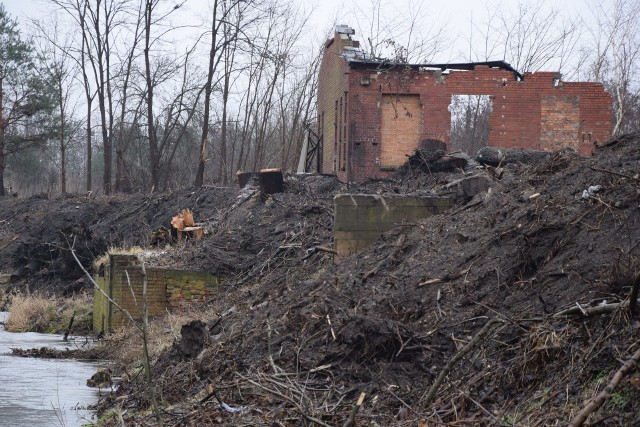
0, 312, 100, 427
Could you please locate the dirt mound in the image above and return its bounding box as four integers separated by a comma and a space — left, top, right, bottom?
3, 135, 639, 425
0, 186, 237, 292
90, 135, 640, 426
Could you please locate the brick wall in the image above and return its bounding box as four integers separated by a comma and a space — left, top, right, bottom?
93, 254, 221, 332
317, 40, 613, 183
334, 194, 454, 256
380, 94, 423, 167
316, 31, 358, 180
164, 269, 220, 308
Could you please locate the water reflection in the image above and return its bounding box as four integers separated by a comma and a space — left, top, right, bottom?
0, 312, 100, 427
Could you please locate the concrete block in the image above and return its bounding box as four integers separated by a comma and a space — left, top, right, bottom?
334, 194, 453, 257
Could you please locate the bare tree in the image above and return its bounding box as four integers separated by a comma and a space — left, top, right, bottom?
35, 25, 83, 194
194, 0, 252, 187
583, 0, 640, 134
52, 0, 131, 194
114, 0, 144, 192
348, 0, 447, 63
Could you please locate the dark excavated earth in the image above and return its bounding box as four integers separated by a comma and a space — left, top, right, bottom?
1, 134, 639, 426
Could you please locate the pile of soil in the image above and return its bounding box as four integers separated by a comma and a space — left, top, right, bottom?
0, 187, 237, 293
2, 134, 640, 425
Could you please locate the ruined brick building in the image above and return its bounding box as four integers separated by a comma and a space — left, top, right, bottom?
315, 26, 612, 183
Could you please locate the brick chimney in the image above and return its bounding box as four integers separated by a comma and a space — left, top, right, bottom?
329, 25, 359, 49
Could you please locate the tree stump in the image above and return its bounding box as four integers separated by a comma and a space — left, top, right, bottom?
179, 320, 209, 357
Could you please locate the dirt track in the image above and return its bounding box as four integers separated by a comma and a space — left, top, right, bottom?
2, 135, 640, 425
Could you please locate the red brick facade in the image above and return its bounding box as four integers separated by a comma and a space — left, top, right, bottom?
317, 28, 613, 183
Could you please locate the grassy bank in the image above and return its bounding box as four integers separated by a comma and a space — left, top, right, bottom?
5, 292, 93, 334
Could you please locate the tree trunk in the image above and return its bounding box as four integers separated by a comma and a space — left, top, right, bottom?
86, 100, 92, 192
144, 0, 159, 190
59, 79, 66, 195
79, 3, 92, 193
0, 79, 5, 197
104, 0, 114, 193
219, 70, 229, 183
195, 0, 218, 188
61, 145, 67, 194
0, 148, 5, 197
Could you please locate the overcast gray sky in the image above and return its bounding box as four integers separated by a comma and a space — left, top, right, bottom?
3, 0, 587, 43
1, 0, 604, 75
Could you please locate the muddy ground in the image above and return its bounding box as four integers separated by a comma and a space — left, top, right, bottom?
1, 135, 639, 426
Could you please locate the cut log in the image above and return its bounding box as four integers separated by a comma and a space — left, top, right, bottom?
237, 171, 258, 188
177, 226, 204, 242
171, 215, 185, 231
182, 209, 194, 227
171, 209, 204, 241
259, 168, 284, 195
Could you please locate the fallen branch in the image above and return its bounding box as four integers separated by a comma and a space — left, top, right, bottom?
553, 301, 628, 318
237, 373, 332, 427
342, 392, 366, 427
421, 319, 502, 406
326, 315, 337, 341
568, 344, 640, 427
302, 245, 339, 261
629, 272, 640, 317
589, 165, 638, 181
417, 278, 442, 288
267, 320, 281, 374
314, 245, 338, 255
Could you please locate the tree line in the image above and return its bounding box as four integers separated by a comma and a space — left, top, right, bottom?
2, 0, 320, 196
1, 0, 639, 196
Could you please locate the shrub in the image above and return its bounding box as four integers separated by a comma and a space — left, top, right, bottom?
5, 292, 93, 334
5, 293, 56, 332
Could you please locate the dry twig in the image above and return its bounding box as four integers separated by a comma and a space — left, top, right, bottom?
629, 272, 640, 317
568, 344, 640, 427
421, 319, 502, 407
553, 301, 628, 317
237, 373, 332, 427
342, 392, 365, 427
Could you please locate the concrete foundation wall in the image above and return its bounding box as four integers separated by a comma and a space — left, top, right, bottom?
92, 274, 110, 333
334, 194, 453, 256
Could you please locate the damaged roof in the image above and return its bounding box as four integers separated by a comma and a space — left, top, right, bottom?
346, 57, 524, 80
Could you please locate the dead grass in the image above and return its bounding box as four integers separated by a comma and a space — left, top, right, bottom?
5, 292, 93, 334
5, 293, 56, 332
92, 246, 147, 273
99, 304, 218, 370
